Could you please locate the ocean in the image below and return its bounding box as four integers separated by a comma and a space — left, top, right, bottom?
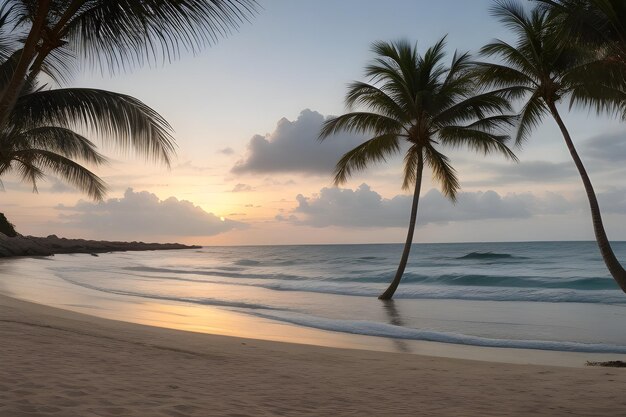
2, 241, 626, 355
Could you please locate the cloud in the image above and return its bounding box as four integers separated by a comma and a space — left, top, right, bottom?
231, 183, 254, 192
56, 188, 244, 237
232, 109, 367, 175
582, 131, 626, 162
597, 187, 626, 214
173, 161, 214, 173
287, 184, 572, 228
217, 147, 235, 155
48, 178, 76, 194
466, 161, 577, 186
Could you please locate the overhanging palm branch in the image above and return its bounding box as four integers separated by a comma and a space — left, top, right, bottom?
319, 38, 517, 299
0, 125, 108, 200
11, 87, 176, 165
3, 0, 259, 76
59, 0, 259, 73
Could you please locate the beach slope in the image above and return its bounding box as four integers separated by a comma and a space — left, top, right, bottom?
1, 294, 625, 416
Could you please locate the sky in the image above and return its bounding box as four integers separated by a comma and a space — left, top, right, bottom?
2, 0, 626, 246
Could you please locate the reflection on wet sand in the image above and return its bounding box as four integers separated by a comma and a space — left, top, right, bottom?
382, 300, 410, 352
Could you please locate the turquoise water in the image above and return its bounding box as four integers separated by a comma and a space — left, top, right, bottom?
2, 241, 626, 353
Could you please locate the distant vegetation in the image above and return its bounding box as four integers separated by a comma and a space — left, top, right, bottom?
0, 213, 17, 237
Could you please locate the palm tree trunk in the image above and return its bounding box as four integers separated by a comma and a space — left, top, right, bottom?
378, 153, 424, 300
548, 102, 626, 293
0, 0, 50, 126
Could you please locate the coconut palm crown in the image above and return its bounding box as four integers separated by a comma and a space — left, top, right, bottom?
475, 0, 626, 293
534, 0, 626, 118
534, 0, 625, 61
319, 38, 517, 300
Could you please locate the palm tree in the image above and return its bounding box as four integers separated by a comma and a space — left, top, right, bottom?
0, 0, 258, 128
476, 1, 626, 293
534, 0, 625, 63
534, 0, 626, 118
319, 39, 517, 300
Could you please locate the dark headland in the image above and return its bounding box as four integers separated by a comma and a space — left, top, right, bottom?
0, 233, 200, 258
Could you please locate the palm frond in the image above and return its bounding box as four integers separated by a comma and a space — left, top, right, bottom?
515, 91, 547, 145
319, 112, 404, 140
401, 145, 421, 190
479, 39, 539, 80
14, 126, 108, 165
11, 149, 107, 200
63, 0, 259, 73
11, 88, 176, 165
344, 81, 410, 122
39, 46, 78, 85
332, 134, 401, 185
11, 153, 45, 193
437, 125, 518, 161
0, 2, 19, 62
423, 146, 460, 201
366, 40, 420, 115
472, 61, 536, 91
434, 88, 517, 126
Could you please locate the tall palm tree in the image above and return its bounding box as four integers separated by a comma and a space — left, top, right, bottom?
0, 0, 258, 128
319, 39, 517, 300
476, 1, 626, 293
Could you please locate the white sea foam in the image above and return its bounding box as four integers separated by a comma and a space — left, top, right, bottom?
245, 310, 626, 353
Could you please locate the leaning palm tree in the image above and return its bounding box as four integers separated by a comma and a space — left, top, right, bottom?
476, 1, 626, 293
319, 38, 517, 300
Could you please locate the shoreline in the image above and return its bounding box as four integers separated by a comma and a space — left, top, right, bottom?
2, 293, 626, 416
3, 251, 626, 368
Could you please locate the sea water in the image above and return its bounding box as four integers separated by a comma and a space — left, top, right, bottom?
2, 241, 626, 354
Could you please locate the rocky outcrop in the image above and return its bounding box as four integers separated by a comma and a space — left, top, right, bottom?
0, 233, 200, 258
0, 213, 17, 237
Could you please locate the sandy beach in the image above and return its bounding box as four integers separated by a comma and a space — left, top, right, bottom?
1, 293, 625, 417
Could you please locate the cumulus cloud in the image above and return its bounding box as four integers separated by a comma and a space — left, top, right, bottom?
231, 183, 254, 192
287, 184, 572, 228
174, 161, 213, 172
467, 161, 577, 186
56, 188, 244, 237
582, 131, 626, 162
232, 109, 368, 174
597, 187, 626, 214
48, 178, 76, 194
217, 147, 235, 155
